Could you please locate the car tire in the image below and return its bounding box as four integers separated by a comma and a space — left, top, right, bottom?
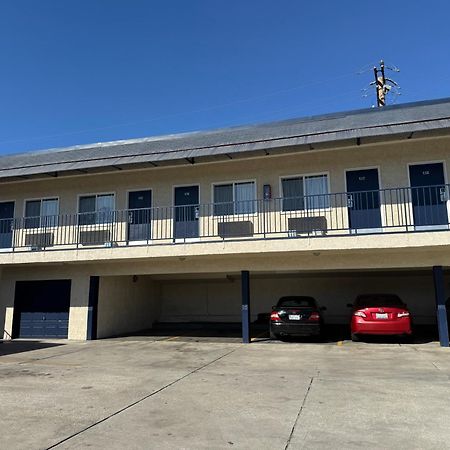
351, 333, 360, 342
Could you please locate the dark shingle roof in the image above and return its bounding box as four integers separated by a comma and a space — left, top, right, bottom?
1, 97, 449, 181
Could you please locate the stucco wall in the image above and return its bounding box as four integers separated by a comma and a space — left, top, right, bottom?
0, 135, 448, 216
159, 273, 446, 325
0, 135, 449, 267
96, 275, 161, 339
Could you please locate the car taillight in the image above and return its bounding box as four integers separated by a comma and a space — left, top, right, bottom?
270, 312, 281, 322
309, 312, 320, 321
354, 310, 366, 318
397, 311, 410, 318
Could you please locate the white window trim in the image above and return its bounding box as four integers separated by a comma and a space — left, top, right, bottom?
77, 192, 116, 225
77, 192, 116, 213
23, 197, 60, 228
211, 179, 258, 216
279, 172, 331, 213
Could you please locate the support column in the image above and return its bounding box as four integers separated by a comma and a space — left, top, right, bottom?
432, 266, 449, 347
68, 275, 91, 340
87, 276, 99, 340
241, 270, 250, 344
1, 279, 15, 340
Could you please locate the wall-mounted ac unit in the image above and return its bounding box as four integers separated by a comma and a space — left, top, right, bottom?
288, 216, 327, 236
79, 230, 111, 246
218, 221, 254, 238
79, 230, 111, 245
24, 232, 54, 248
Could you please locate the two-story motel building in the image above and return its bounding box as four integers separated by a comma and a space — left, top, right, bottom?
1, 98, 450, 345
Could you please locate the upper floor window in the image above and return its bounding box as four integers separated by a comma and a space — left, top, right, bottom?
24, 198, 59, 228
281, 174, 329, 211
79, 193, 114, 225
213, 181, 256, 216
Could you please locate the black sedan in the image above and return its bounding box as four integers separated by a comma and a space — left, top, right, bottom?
270, 296, 325, 340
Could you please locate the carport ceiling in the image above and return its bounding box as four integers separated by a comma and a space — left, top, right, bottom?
149, 268, 438, 282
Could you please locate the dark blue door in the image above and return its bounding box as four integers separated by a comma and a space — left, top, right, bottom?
174, 186, 199, 239
409, 163, 448, 227
0, 201, 14, 248
13, 280, 71, 339
128, 190, 152, 242
346, 169, 382, 230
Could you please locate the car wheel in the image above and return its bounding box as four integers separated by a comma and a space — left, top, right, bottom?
351, 333, 360, 342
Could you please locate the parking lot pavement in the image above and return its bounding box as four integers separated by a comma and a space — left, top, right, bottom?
1, 338, 450, 450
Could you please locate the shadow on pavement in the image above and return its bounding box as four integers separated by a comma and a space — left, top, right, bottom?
0, 340, 64, 356
111, 322, 438, 345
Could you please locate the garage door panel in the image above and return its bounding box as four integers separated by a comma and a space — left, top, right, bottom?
14, 280, 71, 339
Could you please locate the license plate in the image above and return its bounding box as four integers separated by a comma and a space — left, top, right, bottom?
375, 313, 388, 319
289, 314, 301, 320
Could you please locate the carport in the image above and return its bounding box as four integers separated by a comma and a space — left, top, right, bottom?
86, 266, 449, 346
240, 267, 449, 346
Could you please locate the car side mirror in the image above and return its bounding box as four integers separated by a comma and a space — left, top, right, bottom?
320, 306, 327, 311
346, 303, 353, 308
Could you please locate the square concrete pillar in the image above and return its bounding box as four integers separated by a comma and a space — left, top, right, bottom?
68, 275, 91, 340
1, 279, 16, 340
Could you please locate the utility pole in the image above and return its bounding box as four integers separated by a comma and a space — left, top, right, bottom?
371, 60, 400, 107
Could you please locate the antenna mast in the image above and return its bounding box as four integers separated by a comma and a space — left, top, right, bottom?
371, 60, 400, 107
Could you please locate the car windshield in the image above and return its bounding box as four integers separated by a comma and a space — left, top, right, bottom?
354, 294, 404, 308
277, 296, 316, 307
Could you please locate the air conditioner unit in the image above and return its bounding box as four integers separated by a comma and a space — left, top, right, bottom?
288, 216, 328, 236
218, 221, 254, 238
24, 232, 54, 248
79, 230, 111, 246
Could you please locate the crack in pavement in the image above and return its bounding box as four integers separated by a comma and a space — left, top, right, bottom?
284, 372, 317, 450
45, 347, 237, 449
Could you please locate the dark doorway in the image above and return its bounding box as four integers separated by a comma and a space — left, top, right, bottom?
128, 190, 152, 242
0, 201, 14, 249
409, 163, 448, 228
174, 186, 199, 240
346, 169, 382, 231
12, 280, 71, 339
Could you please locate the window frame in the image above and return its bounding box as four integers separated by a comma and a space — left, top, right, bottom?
211, 179, 258, 216
23, 197, 60, 229
77, 192, 116, 225
279, 172, 331, 212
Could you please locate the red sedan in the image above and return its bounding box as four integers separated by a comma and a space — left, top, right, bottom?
348, 294, 412, 341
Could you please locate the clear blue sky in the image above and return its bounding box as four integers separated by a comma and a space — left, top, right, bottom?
0, 1, 449, 155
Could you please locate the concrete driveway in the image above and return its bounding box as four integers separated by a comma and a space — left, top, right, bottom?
1, 337, 449, 450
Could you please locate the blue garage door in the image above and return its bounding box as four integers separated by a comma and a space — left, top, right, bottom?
13, 280, 71, 339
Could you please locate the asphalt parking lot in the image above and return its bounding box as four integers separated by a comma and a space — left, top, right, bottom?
1, 336, 449, 450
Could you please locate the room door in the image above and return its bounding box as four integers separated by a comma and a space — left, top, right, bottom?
174, 186, 199, 240
346, 169, 382, 231
409, 162, 448, 228
0, 201, 14, 249
128, 190, 152, 242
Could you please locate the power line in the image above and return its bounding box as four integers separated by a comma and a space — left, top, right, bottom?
0, 71, 361, 147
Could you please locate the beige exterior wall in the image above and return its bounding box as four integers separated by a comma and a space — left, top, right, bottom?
1, 278, 15, 339
160, 273, 444, 325
97, 275, 160, 338
1, 135, 449, 212
1, 135, 450, 339
0, 134, 448, 265
68, 275, 91, 340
